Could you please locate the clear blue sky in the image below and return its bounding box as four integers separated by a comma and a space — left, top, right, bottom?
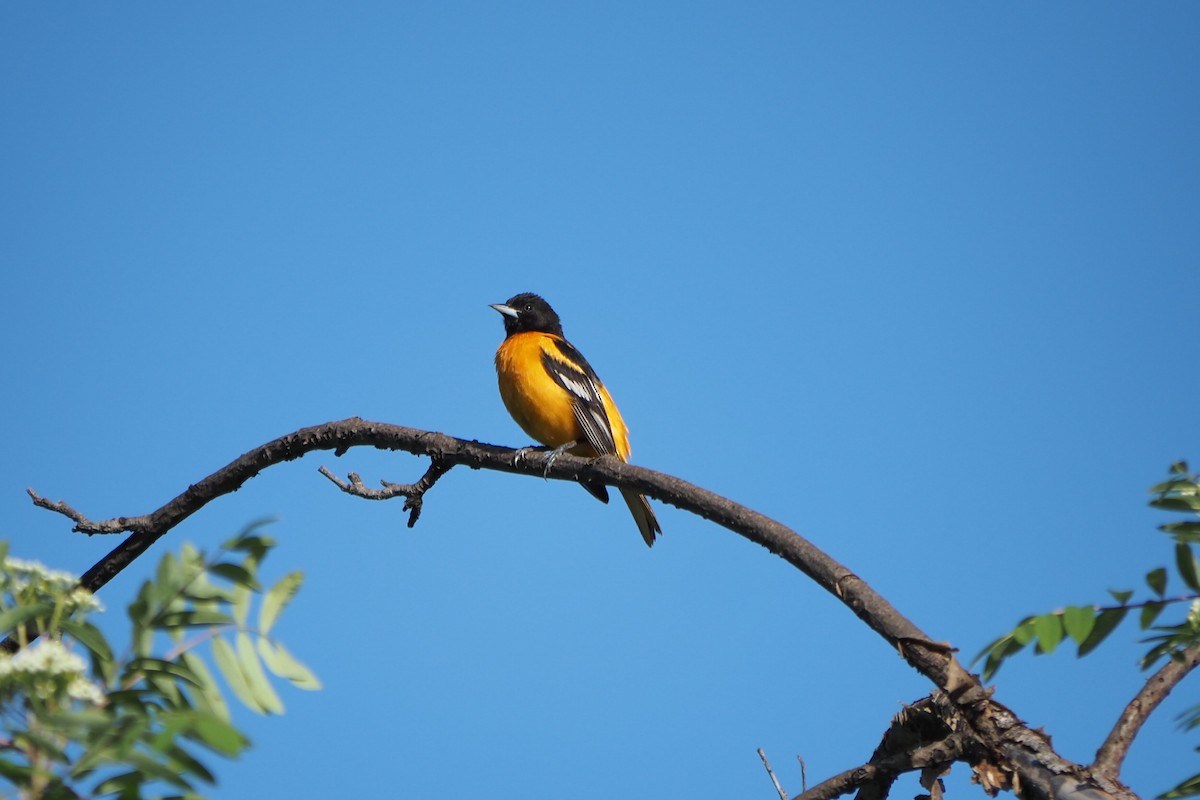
3, 3, 1198, 798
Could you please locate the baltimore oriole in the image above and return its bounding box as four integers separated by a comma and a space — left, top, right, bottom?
491, 293, 661, 547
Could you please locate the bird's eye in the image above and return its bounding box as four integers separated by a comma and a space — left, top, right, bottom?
524, 304, 533, 311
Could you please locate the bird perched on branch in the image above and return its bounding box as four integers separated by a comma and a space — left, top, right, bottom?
491, 293, 661, 547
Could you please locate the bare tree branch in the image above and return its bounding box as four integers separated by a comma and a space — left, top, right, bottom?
796, 763, 879, 800
20, 417, 1141, 799
793, 740, 966, 800
319, 456, 451, 527
791, 693, 969, 800
759, 748, 789, 800
1093, 644, 1200, 782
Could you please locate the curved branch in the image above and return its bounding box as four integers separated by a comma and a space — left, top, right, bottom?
23, 417, 1134, 800
1093, 644, 1200, 781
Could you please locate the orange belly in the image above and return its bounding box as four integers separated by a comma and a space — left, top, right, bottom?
495, 332, 631, 460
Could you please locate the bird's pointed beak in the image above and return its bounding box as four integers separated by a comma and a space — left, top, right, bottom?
490, 303, 518, 319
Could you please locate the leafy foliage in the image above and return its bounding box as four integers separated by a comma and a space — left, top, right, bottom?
974, 462, 1200, 798
976, 462, 1200, 680
0, 521, 319, 799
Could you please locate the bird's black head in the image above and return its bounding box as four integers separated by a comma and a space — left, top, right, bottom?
490, 293, 565, 338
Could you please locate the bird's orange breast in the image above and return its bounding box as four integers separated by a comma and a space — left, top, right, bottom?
494, 332, 632, 460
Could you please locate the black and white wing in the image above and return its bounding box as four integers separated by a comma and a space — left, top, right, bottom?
540, 337, 618, 456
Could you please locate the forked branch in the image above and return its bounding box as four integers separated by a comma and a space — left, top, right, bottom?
319, 457, 451, 527
794, 693, 968, 800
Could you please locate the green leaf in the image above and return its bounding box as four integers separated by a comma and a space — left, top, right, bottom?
1141, 640, 1176, 671
156, 552, 182, 596
1179, 704, 1200, 731
182, 573, 233, 603
180, 542, 203, 567
162, 741, 217, 784
259, 572, 304, 635
141, 668, 185, 710
0, 756, 34, 784
1177, 543, 1200, 591
1108, 588, 1134, 604
60, 621, 116, 695
221, 522, 276, 561
1011, 617, 1037, 645
94, 771, 143, 796
69, 723, 124, 777
186, 711, 251, 757
1079, 606, 1129, 656
15, 727, 70, 763
1156, 495, 1200, 513
212, 637, 263, 714
1161, 771, 1200, 799
978, 634, 1026, 681
58, 617, 114, 664
1140, 601, 1167, 630
258, 639, 321, 690
0, 602, 54, 638
1062, 606, 1096, 644
1146, 567, 1169, 597
128, 657, 206, 689
981, 652, 1002, 683
128, 584, 150, 618
40, 707, 111, 734
148, 711, 195, 752
155, 609, 236, 629
133, 618, 155, 659
231, 585, 251, 628
210, 563, 260, 591
1150, 477, 1189, 494
179, 652, 230, 723
237, 631, 284, 714
1163, 521, 1200, 544
1033, 614, 1064, 654
123, 749, 191, 789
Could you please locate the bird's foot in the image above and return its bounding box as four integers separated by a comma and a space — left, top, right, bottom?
543, 441, 577, 478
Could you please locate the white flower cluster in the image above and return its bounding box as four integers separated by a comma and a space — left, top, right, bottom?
0, 639, 106, 706
2, 556, 78, 588
69, 586, 104, 614
0, 556, 104, 614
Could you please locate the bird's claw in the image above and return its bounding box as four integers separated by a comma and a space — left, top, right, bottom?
513, 442, 576, 479
543, 441, 576, 479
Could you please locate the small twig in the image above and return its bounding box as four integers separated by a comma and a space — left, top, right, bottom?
796, 755, 807, 793
1093, 643, 1200, 781
793, 739, 966, 800
793, 763, 877, 800
26, 490, 148, 535
758, 748, 788, 800
794, 695, 967, 800
319, 457, 452, 528
1087, 594, 1200, 615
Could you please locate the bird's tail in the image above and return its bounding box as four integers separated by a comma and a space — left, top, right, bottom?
620, 488, 661, 547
